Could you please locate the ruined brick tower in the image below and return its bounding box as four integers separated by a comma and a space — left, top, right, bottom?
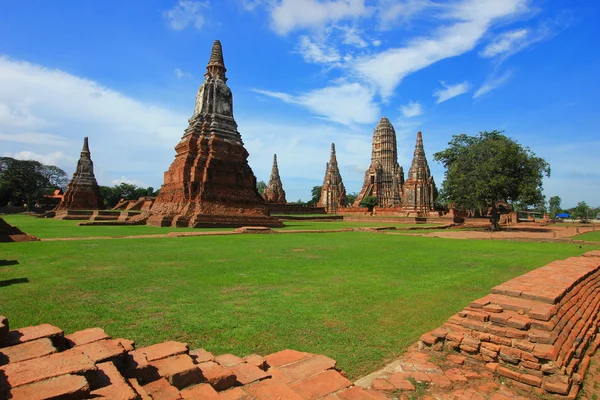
402, 131, 437, 213
318, 143, 347, 214
55, 137, 104, 211
353, 117, 404, 208
148, 40, 282, 227
263, 154, 286, 204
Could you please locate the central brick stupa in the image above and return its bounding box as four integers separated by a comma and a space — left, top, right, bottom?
148, 41, 282, 228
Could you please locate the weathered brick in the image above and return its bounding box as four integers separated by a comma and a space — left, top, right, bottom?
229, 362, 269, 385
131, 341, 188, 363
219, 387, 253, 400
533, 344, 558, 361
243, 378, 304, 399
78, 339, 126, 363
507, 316, 531, 330
496, 366, 521, 381
446, 332, 464, 343
445, 368, 467, 382
519, 374, 542, 387
90, 361, 137, 400
0, 338, 56, 366
420, 332, 440, 346
65, 327, 110, 347
4, 324, 64, 348
336, 386, 384, 400
499, 346, 521, 364
446, 354, 466, 365
152, 354, 202, 389
8, 374, 89, 400
143, 378, 182, 400
197, 361, 236, 391
289, 369, 351, 399
264, 349, 313, 368
521, 360, 541, 370
243, 354, 267, 370
371, 378, 395, 391
542, 376, 571, 395
189, 348, 214, 364
179, 383, 218, 399
278, 354, 336, 382
215, 353, 244, 367
483, 304, 504, 313
0, 348, 96, 388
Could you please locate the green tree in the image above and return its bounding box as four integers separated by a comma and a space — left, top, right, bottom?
0, 157, 68, 209
256, 180, 267, 195
306, 185, 322, 206
574, 201, 590, 220
346, 192, 358, 205
359, 196, 378, 212
548, 196, 561, 219
433, 131, 550, 231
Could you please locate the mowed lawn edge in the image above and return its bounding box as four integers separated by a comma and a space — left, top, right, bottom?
2, 219, 599, 379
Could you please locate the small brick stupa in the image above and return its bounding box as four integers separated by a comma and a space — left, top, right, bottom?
353, 117, 404, 208
401, 131, 437, 214
148, 40, 282, 228
55, 137, 104, 211
263, 154, 286, 204
318, 143, 347, 213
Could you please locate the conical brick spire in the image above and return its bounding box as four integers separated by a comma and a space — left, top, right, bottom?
263, 154, 286, 204
402, 131, 437, 213
354, 117, 403, 208
149, 40, 281, 228
318, 143, 347, 213
55, 137, 104, 211
206, 40, 226, 78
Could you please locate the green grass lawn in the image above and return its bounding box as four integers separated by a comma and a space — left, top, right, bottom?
2, 219, 598, 379
574, 230, 600, 241
2, 214, 440, 239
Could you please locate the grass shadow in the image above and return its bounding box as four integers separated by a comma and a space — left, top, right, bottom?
0, 260, 19, 267
0, 277, 29, 287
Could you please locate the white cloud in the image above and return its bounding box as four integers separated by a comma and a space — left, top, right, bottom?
338, 25, 368, 48
400, 101, 423, 118
354, 0, 528, 99
3, 150, 72, 167
377, 0, 437, 28
473, 70, 513, 98
296, 36, 342, 64
269, 0, 370, 35
372, 39, 382, 46
163, 0, 209, 31
253, 82, 380, 125
480, 29, 528, 58
174, 68, 192, 79
0, 56, 188, 186
112, 176, 146, 186
433, 80, 470, 103
0, 132, 68, 146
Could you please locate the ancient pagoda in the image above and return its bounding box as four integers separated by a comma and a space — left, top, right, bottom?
148, 40, 282, 228
353, 117, 404, 208
55, 137, 104, 211
402, 131, 437, 214
263, 154, 286, 204
318, 143, 347, 213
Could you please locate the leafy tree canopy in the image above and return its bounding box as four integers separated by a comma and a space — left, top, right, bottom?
256, 180, 267, 195
433, 131, 550, 230
548, 196, 561, 217
346, 192, 358, 206
99, 183, 158, 208
306, 185, 322, 206
359, 196, 378, 211
0, 157, 68, 208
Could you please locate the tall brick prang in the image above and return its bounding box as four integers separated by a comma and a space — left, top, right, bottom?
401, 131, 437, 214
147, 40, 282, 228
55, 137, 104, 211
318, 143, 347, 214
353, 117, 404, 208
263, 154, 286, 204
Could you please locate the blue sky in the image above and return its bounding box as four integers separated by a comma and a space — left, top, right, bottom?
0, 0, 598, 208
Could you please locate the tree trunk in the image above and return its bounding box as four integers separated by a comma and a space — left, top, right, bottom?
490, 204, 500, 231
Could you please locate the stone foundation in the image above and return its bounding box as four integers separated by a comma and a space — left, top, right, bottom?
0, 316, 373, 400
419, 251, 600, 398
0, 217, 39, 242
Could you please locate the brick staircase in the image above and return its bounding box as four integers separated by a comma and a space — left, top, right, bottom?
0, 318, 382, 399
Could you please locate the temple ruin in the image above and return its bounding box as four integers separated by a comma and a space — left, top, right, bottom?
401, 131, 437, 214
353, 117, 404, 208
262, 154, 286, 204
318, 143, 347, 214
147, 40, 282, 228
54, 137, 104, 211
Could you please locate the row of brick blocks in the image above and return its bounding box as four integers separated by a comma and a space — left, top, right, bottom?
0, 318, 391, 400
420, 250, 600, 399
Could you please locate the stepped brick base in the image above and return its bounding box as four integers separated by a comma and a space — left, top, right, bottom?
418, 251, 600, 398
0, 217, 39, 242
0, 318, 362, 399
